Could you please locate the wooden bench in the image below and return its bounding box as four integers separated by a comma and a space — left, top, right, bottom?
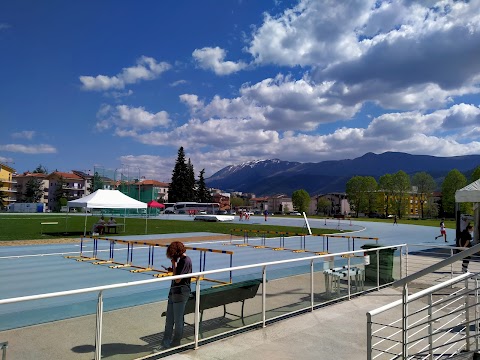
162, 278, 262, 334
40, 222, 59, 234
104, 223, 125, 234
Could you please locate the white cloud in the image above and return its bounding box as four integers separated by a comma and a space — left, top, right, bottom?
248, 0, 370, 67
179, 75, 361, 131
80, 56, 171, 91
0, 144, 57, 154
109, 100, 480, 178
0, 23, 11, 30
96, 104, 171, 131
11, 131, 35, 140
192, 47, 247, 75
179, 94, 204, 114
441, 103, 480, 130
170, 79, 187, 87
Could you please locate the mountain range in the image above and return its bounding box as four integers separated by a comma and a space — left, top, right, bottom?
205, 152, 480, 196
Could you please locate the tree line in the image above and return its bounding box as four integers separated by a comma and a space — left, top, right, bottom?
345, 167, 480, 219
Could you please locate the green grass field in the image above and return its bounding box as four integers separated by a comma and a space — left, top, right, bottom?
0, 214, 451, 242
0, 214, 339, 242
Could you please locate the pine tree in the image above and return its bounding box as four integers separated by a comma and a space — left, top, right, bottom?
197, 169, 212, 203
186, 158, 197, 201
23, 177, 44, 202
52, 176, 68, 212
92, 172, 104, 192
33, 164, 48, 174
168, 147, 189, 203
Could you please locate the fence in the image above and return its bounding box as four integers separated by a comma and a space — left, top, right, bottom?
367, 243, 480, 359
0, 244, 401, 360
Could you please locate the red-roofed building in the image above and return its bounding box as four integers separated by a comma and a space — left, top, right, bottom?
134, 179, 170, 203
212, 192, 230, 210
46, 171, 88, 211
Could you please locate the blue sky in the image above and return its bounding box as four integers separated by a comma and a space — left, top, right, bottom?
1, 0, 480, 181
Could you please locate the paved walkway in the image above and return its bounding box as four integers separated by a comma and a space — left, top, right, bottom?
161, 287, 404, 360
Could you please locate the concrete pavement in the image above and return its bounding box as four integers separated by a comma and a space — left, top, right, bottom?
160, 287, 404, 360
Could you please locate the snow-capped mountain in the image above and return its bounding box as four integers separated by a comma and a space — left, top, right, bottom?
206, 152, 480, 196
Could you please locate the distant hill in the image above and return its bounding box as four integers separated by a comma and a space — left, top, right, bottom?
205, 152, 480, 195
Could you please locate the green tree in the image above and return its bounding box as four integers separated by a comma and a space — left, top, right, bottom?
441, 169, 467, 216
196, 169, 212, 203
52, 176, 68, 212
471, 166, 480, 183
346, 176, 366, 217
0, 190, 8, 209
379, 173, 395, 216
168, 147, 197, 203
412, 172, 436, 219
185, 158, 197, 201
392, 170, 411, 219
23, 177, 44, 202
33, 164, 48, 174
92, 172, 104, 192
292, 189, 310, 213
230, 196, 247, 209
363, 176, 378, 214
316, 197, 331, 215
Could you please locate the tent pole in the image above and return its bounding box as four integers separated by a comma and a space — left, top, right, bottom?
84, 210, 88, 237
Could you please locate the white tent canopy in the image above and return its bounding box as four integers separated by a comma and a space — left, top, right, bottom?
455, 179, 480, 244
68, 189, 147, 236
455, 179, 480, 203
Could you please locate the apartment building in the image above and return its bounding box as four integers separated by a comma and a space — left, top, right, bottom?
14, 172, 49, 209
0, 163, 17, 209
46, 171, 88, 210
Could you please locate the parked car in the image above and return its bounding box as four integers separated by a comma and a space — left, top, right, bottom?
198, 210, 207, 215
217, 210, 228, 215
289, 211, 302, 216
164, 209, 175, 214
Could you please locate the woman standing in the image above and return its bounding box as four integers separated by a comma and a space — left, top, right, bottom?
162, 241, 192, 348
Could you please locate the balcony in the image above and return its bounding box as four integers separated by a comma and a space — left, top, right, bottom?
0, 178, 17, 184
0, 188, 17, 193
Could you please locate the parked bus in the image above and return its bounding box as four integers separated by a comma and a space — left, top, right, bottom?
165, 202, 220, 215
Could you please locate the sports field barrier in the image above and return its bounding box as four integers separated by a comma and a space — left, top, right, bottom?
230, 228, 378, 254
66, 236, 234, 284
2, 243, 402, 360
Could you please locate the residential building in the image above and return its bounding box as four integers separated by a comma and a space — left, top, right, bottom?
249, 196, 269, 212
0, 163, 17, 209
72, 170, 94, 196
212, 192, 231, 210
13, 172, 49, 209
46, 171, 87, 211
313, 193, 350, 216
267, 194, 293, 214
136, 179, 169, 203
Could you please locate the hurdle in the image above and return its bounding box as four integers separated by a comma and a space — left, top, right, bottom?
350, 236, 379, 251
68, 236, 234, 284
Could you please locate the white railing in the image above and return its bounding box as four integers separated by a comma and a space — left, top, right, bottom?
0, 342, 7, 360
0, 244, 402, 360
367, 243, 480, 360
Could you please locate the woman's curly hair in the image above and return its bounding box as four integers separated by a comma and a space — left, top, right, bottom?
166, 241, 186, 260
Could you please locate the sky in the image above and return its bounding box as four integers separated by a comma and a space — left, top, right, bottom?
1, 0, 480, 182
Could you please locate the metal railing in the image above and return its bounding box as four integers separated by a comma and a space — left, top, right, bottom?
0, 342, 7, 360
0, 244, 402, 360
367, 243, 480, 359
